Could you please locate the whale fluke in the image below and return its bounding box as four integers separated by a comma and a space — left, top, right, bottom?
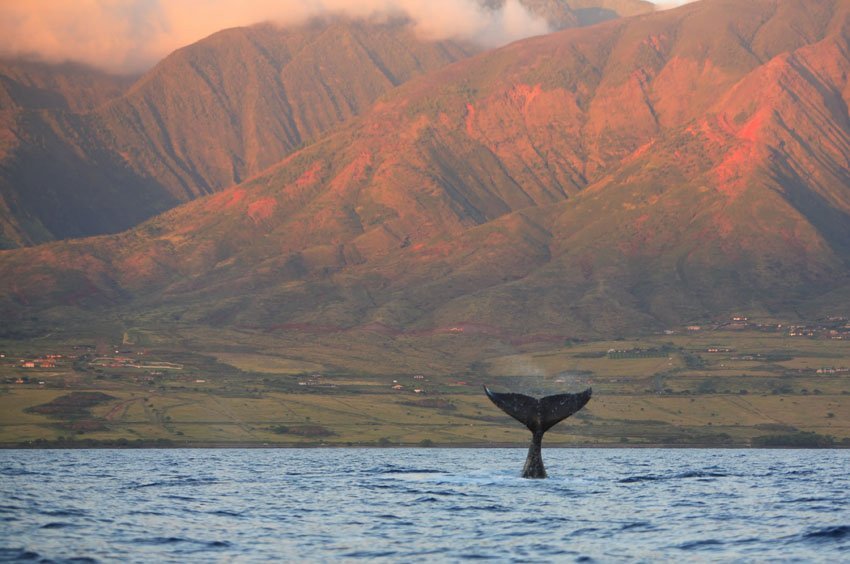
484, 386, 592, 478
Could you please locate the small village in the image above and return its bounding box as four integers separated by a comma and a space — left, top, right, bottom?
614, 312, 850, 352
389, 374, 428, 394
0, 344, 185, 387
674, 315, 850, 340
2, 314, 849, 392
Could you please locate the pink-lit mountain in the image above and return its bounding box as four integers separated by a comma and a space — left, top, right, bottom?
1, 0, 848, 338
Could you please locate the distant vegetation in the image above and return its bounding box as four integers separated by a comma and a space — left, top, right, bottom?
401, 398, 456, 410
268, 425, 335, 438
751, 432, 837, 448
607, 347, 671, 359
575, 352, 607, 359
26, 392, 115, 418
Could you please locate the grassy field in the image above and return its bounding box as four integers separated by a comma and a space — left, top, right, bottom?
2, 325, 849, 447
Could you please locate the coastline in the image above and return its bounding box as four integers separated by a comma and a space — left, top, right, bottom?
3, 441, 848, 450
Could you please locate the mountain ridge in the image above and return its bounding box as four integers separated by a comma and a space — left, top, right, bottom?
0, 0, 655, 249
0, 18, 476, 248
2, 0, 849, 339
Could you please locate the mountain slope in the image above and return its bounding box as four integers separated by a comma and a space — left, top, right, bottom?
0, 1, 656, 249
0, 59, 135, 113
0, 60, 138, 248
1, 0, 849, 338
0, 19, 475, 248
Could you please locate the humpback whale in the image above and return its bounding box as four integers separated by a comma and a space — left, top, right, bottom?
484, 386, 592, 479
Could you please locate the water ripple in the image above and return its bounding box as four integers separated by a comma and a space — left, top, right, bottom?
0, 448, 848, 561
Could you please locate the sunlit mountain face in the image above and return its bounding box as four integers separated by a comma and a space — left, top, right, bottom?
1, 0, 848, 339
0, 0, 655, 249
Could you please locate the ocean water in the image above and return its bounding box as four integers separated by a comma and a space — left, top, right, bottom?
1, 448, 848, 562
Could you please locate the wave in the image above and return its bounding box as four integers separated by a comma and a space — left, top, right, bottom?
619, 521, 655, 531
342, 550, 399, 558
782, 497, 836, 504
372, 466, 444, 475
446, 504, 510, 513
128, 477, 219, 489
0, 549, 41, 560
0, 469, 47, 477
208, 509, 244, 517
162, 494, 199, 502
39, 509, 88, 517
619, 471, 731, 483
802, 526, 850, 542
677, 539, 724, 551
782, 470, 816, 477
131, 536, 232, 548
40, 522, 78, 530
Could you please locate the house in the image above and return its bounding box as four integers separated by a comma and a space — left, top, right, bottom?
299, 379, 336, 388
817, 367, 850, 374
21, 361, 35, 368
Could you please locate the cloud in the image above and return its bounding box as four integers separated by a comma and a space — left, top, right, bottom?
651, 0, 698, 9
0, 0, 550, 74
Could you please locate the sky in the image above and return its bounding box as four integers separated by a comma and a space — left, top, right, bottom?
0, 0, 695, 74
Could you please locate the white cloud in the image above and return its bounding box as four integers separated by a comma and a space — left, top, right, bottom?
0, 0, 550, 74
650, 0, 698, 9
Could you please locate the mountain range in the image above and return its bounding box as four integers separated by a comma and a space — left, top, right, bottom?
0, 0, 654, 249
1, 0, 849, 340
0, 19, 474, 247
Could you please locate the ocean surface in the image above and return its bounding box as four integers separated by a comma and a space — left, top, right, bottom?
1, 448, 848, 562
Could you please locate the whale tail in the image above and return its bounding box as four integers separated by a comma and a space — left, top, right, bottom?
484, 386, 592, 478
483, 387, 592, 434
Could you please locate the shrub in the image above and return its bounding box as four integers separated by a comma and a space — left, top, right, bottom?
752, 432, 834, 448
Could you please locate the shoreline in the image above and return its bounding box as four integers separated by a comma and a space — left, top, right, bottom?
3, 441, 848, 450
